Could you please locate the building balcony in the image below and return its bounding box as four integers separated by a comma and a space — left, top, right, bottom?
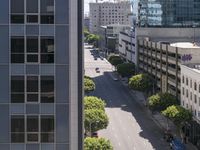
168, 67, 176, 75
168, 78, 176, 87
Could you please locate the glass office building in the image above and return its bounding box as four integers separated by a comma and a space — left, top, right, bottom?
0, 0, 83, 150
132, 0, 200, 27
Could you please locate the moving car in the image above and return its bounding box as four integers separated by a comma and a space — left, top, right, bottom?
95, 67, 100, 73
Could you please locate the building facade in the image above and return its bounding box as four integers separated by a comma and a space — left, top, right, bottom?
89, 1, 131, 33
0, 0, 83, 150
118, 30, 137, 65
99, 24, 131, 53
138, 39, 200, 99
181, 64, 200, 122
181, 64, 200, 148
132, 0, 200, 27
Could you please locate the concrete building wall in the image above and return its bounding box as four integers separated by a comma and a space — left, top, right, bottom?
138, 39, 200, 99
181, 64, 200, 123
89, 2, 131, 33
119, 31, 137, 65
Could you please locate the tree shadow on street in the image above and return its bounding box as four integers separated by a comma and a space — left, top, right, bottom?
87, 71, 169, 150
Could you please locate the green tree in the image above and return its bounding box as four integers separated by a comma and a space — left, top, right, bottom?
108, 55, 124, 67
148, 93, 161, 111
84, 96, 106, 111
162, 105, 192, 138
148, 93, 177, 111
84, 29, 90, 38
84, 137, 113, 150
129, 74, 151, 92
84, 109, 109, 133
117, 63, 135, 77
86, 34, 100, 47
160, 93, 178, 109
84, 77, 95, 92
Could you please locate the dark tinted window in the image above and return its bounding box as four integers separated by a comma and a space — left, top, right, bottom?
11, 76, 24, 93
41, 76, 54, 92
27, 76, 38, 92
27, 15, 38, 23
27, 116, 39, 132
11, 37, 25, 63
11, 15, 24, 24
41, 76, 54, 103
27, 37, 38, 53
11, 76, 25, 103
41, 54, 54, 63
11, 54, 25, 63
27, 116, 39, 142
41, 116, 54, 143
27, 94, 38, 102
41, 15, 54, 24
11, 116, 25, 143
11, 37, 24, 53
27, 54, 38, 63
41, 37, 54, 53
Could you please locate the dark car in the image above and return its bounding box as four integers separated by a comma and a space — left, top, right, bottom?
170, 139, 186, 150
91, 132, 98, 138
95, 67, 100, 73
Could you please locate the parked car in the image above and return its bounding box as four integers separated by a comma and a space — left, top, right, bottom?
91, 132, 98, 138
95, 67, 100, 73
170, 139, 186, 150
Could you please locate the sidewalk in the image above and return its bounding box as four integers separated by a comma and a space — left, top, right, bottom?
117, 75, 198, 150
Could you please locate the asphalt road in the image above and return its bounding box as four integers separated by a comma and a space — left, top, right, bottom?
84, 44, 169, 150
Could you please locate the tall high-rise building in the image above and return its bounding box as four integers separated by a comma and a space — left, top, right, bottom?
89, 1, 131, 33
132, 0, 200, 27
0, 0, 83, 150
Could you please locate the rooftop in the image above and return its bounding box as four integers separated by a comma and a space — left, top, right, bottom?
170, 42, 200, 48
142, 37, 200, 49
183, 64, 200, 74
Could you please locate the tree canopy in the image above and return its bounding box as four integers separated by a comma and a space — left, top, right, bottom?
84, 96, 106, 111
129, 74, 151, 92
86, 34, 100, 47
84, 77, 95, 93
84, 109, 109, 133
162, 105, 192, 127
108, 55, 124, 67
84, 137, 113, 150
117, 63, 135, 77
148, 93, 177, 111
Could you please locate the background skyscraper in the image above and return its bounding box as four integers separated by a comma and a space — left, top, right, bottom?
132, 0, 200, 27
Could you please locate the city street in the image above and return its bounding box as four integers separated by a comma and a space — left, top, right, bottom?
84, 44, 169, 150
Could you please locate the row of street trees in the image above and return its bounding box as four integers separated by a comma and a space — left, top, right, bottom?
127, 72, 192, 140
108, 55, 135, 77
147, 92, 192, 139
84, 96, 112, 150
83, 75, 113, 149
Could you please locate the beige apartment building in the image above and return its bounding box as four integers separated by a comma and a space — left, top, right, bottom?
89, 1, 131, 33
